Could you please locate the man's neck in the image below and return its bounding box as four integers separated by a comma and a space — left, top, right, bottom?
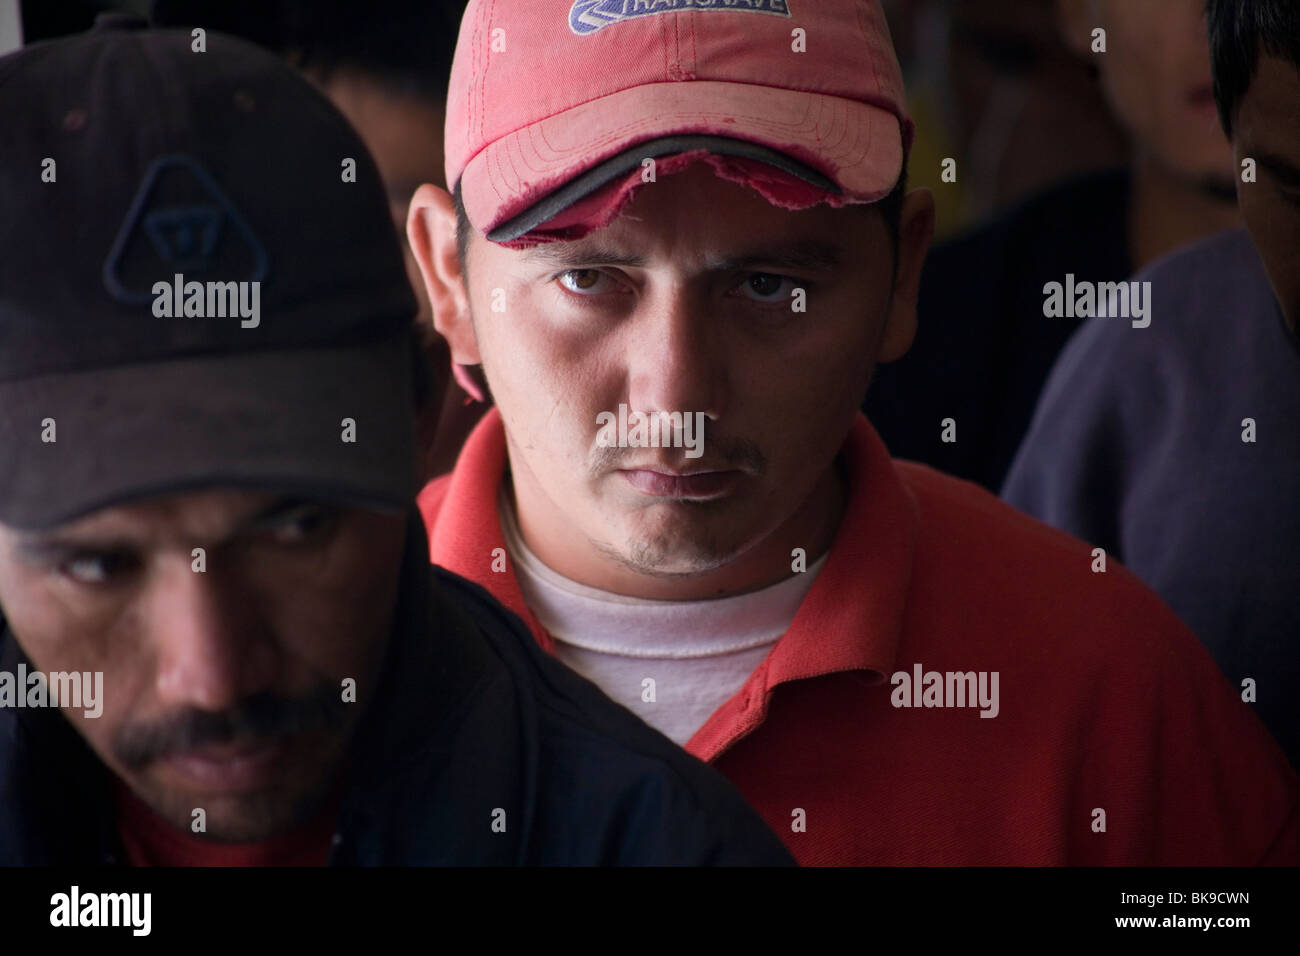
506, 459, 847, 602
1128, 149, 1241, 269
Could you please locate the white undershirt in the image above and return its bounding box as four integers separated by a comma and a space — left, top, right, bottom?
498, 489, 828, 746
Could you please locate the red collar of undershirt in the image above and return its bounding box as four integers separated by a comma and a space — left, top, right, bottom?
113, 777, 344, 867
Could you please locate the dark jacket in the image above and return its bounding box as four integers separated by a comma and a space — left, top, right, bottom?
0, 514, 793, 865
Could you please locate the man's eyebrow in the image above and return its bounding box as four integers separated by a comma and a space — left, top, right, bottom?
237, 497, 327, 532
714, 240, 846, 273
12, 534, 135, 566
10, 498, 323, 564
1255, 152, 1300, 186
519, 244, 648, 269
519, 239, 846, 272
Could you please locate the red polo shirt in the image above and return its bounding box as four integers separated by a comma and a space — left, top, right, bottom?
419, 409, 1300, 865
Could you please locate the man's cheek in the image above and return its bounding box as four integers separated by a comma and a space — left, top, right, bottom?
7, 584, 119, 666
1249, 204, 1300, 328
264, 592, 372, 688
768, 349, 863, 416
289, 535, 402, 676
63, 703, 128, 766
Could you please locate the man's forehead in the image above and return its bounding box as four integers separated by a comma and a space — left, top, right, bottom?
1240, 55, 1300, 131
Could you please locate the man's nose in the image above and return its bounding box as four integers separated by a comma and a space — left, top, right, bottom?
624, 288, 726, 423
145, 558, 276, 713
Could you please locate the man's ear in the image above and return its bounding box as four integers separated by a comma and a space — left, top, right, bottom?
878, 187, 935, 363
407, 183, 482, 367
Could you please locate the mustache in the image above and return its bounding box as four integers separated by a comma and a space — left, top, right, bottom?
113, 682, 349, 770
590, 433, 766, 475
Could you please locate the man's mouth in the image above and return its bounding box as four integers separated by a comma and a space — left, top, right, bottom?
159, 738, 289, 793
619, 468, 743, 500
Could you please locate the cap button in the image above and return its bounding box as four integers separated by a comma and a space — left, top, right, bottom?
93, 12, 150, 31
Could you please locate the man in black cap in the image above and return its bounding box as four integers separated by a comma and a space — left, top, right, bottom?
0, 15, 792, 866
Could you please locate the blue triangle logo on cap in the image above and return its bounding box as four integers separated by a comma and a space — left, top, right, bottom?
103, 154, 269, 305
142, 204, 223, 265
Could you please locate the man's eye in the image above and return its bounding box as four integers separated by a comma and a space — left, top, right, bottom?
736, 273, 798, 303
267, 506, 337, 543
556, 269, 618, 295
61, 553, 128, 584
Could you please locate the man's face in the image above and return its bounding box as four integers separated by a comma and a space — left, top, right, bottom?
1233, 54, 1300, 334
1066, 0, 1234, 187
445, 163, 929, 597
0, 490, 406, 843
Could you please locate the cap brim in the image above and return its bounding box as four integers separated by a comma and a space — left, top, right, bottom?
0, 335, 416, 531
459, 79, 904, 243
488, 134, 842, 243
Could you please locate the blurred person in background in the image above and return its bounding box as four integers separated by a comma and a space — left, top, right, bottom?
884, 0, 1127, 238
866, 0, 1240, 491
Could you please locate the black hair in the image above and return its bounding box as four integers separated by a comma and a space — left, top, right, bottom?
451, 166, 908, 273
876, 167, 908, 253
1207, 0, 1300, 137
150, 0, 467, 104
408, 322, 432, 410
454, 180, 473, 277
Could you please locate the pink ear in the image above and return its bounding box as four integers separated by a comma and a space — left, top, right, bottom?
452, 363, 486, 403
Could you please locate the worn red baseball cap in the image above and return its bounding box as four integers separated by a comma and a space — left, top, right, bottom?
445, 0, 912, 247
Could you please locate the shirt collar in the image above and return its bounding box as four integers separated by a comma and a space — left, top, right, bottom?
426, 409, 558, 652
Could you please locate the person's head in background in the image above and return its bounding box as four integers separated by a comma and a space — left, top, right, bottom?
151, 0, 480, 477
1208, 0, 1300, 337
924, 0, 1128, 228
1057, 0, 1240, 266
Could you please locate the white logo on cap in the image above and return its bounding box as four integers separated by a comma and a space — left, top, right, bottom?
569, 0, 792, 36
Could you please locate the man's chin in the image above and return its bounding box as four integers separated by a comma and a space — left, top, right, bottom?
134, 778, 331, 844
603, 527, 747, 578
617, 553, 732, 579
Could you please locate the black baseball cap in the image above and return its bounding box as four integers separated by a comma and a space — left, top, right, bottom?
0, 14, 420, 530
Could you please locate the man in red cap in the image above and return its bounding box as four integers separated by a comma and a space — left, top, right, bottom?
410, 0, 1299, 864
